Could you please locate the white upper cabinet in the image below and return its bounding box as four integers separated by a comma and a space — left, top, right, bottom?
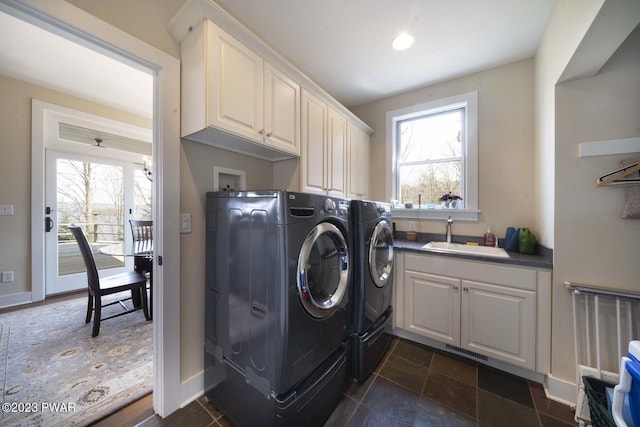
300, 90, 327, 194
347, 122, 370, 200
209, 22, 263, 142
170, 5, 373, 168
327, 107, 347, 197
181, 20, 300, 160
300, 90, 349, 197
263, 64, 300, 155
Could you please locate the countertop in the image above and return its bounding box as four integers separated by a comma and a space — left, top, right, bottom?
393, 233, 553, 270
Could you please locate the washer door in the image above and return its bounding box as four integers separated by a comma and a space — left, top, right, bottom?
297, 222, 350, 319
369, 220, 394, 288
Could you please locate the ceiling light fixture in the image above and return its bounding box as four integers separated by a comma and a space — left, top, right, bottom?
392, 32, 414, 51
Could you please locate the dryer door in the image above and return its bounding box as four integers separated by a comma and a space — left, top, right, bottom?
369, 220, 394, 288
297, 222, 350, 319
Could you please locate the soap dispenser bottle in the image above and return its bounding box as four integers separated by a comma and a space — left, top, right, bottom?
483, 226, 496, 247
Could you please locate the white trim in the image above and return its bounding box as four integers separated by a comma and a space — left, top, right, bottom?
0, 292, 33, 309
545, 374, 579, 406
180, 370, 205, 408
213, 166, 247, 192
8, 0, 182, 418
385, 91, 479, 221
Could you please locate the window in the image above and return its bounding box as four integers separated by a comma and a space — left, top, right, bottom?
386, 92, 478, 220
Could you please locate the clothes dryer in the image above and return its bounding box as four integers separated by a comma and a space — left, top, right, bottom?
204, 191, 352, 426
350, 200, 394, 382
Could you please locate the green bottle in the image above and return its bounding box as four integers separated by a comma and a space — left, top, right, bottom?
519, 228, 537, 254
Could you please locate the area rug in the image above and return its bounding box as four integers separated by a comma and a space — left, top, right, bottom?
0, 294, 152, 426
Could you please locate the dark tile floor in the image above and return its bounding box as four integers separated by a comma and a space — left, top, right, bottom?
136, 338, 578, 426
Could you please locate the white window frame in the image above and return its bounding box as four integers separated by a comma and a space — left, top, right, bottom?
386, 91, 478, 221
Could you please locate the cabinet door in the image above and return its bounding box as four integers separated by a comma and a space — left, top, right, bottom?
347, 123, 370, 199
327, 108, 346, 196
209, 25, 263, 142
263, 63, 300, 155
404, 270, 460, 345
300, 90, 327, 194
461, 280, 536, 370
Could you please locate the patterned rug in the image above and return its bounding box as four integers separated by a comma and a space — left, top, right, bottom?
0, 293, 152, 426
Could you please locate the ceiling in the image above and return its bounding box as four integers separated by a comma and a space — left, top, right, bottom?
213, 0, 556, 107
0, 10, 153, 118
0, 0, 555, 116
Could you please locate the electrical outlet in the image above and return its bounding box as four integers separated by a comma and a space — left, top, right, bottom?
408, 222, 416, 231
0, 204, 14, 215
1, 271, 14, 283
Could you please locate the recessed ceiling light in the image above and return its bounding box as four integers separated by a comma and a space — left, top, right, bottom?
392, 32, 414, 51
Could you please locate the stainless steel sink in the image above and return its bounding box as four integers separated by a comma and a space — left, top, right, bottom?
422, 241, 510, 259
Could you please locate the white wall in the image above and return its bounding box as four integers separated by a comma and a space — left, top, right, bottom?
351, 59, 536, 240
533, 0, 605, 249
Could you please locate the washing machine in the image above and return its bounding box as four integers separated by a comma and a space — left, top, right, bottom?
350, 200, 394, 382
204, 190, 352, 426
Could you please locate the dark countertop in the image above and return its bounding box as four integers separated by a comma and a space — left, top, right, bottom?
393, 233, 553, 270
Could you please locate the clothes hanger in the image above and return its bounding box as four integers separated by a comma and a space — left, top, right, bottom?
596, 161, 640, 187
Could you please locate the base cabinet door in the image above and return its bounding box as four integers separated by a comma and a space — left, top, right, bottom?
461, 280, 536, 370
404, 271, 460, 345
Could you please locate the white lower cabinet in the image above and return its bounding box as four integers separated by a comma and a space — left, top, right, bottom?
400, 252, 545, 371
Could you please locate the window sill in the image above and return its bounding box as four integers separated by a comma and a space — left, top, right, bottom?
391, 208, 480, 222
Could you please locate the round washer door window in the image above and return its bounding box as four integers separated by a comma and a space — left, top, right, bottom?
369, 220, 394, 288
297, 222, 350, 319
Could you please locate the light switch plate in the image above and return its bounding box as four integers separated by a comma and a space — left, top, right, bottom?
180, 213, 192, 234
1, 271, 14, 283
0, 204, 14, 215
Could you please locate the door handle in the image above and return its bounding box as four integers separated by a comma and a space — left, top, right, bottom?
45, 217, 54, 232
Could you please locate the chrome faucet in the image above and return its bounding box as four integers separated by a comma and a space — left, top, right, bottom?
445, 216, 454, 243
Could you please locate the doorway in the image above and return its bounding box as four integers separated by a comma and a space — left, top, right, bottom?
1, 0, 182, 417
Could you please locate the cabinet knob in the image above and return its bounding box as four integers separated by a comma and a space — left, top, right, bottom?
453, 285, 459, 291
463, 287, 469, 292
259, 129, 265, 135
266, 131, 273, 138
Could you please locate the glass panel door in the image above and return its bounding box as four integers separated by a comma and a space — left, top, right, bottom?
45, 151, 133, 295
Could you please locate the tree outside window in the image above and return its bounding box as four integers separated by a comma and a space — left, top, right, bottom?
396, 107, 465, 207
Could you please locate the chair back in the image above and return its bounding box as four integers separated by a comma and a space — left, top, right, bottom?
129, 220, 153, 253
69, 226, 100, 292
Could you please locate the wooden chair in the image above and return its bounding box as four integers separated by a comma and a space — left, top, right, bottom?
129, 220, 153, 319
129, 220, 153, 253
69, 226, 150, 337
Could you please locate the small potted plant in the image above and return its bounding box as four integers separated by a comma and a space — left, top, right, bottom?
440, 192, 463, 208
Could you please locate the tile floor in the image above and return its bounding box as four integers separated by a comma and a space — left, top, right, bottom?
134, 338, 578, 426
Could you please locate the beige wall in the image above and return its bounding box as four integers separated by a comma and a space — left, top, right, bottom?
351, 59, 536, 240
179, 139, 274, 379
66, 0, 185, 59
0, 74, 150, 298
551, 27, 640, 380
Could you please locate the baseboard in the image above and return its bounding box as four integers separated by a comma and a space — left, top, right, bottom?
0, 292, 32, 310
180, 370, 204, 408
545, 374, 578, 407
